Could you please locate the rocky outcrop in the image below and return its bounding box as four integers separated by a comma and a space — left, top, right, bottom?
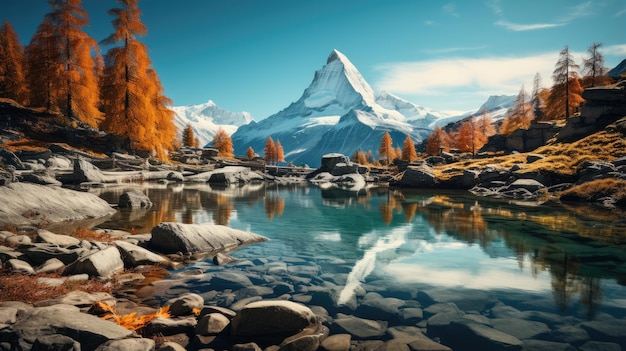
148, 222, 268, 255
118, 190, 153, 209
0, 183, 116, 227
307, 153, 369, 191
480, 121, 560, 153
558, 82, 626, 142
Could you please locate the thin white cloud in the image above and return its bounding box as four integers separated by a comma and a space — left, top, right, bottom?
495, 20, 564, 31
443, 3, 460, 17
491, 1, 593, 32
558, 1, 593, 22
603, 44, 626, 56
617, 8, 626, 17
422, 46, 488, 55
374, 52, 562, 100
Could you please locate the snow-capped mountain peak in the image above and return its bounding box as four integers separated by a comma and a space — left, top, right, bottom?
172, 101, 253, 146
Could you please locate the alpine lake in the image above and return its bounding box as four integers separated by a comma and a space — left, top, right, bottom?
92, 181, 626, 350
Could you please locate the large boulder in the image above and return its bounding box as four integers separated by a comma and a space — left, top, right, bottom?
230, 300, 319, 337
0, 149, 25, 170
186, 166, 264, 185
320, 153, 351, 172
8, 304, 134, 350
72, 158, 107, 183
148, 222, 268, 254
443, 320, 523, 351
0, 183, 115, 227
395, 166, 437, 188
114, 240, 168, 267
64, 246, 124, 278
118, 190, 153, 209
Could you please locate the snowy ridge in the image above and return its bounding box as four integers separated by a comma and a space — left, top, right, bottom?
172, 100, 253, 146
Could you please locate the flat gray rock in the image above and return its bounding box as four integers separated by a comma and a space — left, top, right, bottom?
10, 304, 133, 350
64, 246, 124, 278
95, 338, 156, 351
490, 318, 551, 340
331, 315, 388, 340
114, 240, 168, 266
445, 320, 523, 351
0, 183, 115, 227
37, 229, 81, 246
149, 222, 268, 254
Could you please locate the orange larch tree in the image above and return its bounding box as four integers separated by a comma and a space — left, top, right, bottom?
46, 0, 102, 126
275, 139, 285, 164
182, 123, 195, 147
352, 150, 369, 165
501, 85, 533, 135
425, 126, 452, 155
455, 121, 474, 153
246, 146, 255, 160
26, 18, 61, 112
0, 21, 29, 105
401, 135, 418, 162
379, 131, 395, 165
100, 0, 175, 160
212, 128, 234, 158
545, 45, 584, 120
264, 137, 277, 165
582, 42, 610, 88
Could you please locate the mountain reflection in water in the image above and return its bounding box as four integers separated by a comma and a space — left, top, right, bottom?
93, 182, 626, 319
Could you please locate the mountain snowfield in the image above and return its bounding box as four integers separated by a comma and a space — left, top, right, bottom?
171, 100, 253, 147
174, 49, 516, 166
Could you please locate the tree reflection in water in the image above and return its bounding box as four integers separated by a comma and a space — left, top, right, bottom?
95, 183, 624, 320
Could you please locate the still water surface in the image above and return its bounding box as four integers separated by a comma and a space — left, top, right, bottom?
94, 182, 626, 337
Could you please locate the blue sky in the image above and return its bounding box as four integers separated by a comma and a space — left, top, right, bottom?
3, 0, 625, 119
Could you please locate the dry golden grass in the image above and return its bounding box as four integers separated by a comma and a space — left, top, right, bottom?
0, 272, 112, 304
96, 301, 171, 332
72, 228, 114, 242
560, 178, 626, 202
3, 138, 50, 152
431, 122, 625, 180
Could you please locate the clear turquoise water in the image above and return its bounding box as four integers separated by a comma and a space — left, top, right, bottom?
96, 182, 626, 322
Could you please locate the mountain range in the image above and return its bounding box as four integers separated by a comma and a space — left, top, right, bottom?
174, 49, 515, 166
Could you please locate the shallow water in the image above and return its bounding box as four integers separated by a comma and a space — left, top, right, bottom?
94, 182, 626, 347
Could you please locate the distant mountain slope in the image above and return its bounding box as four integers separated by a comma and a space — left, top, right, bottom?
172, 100, 253, 146
231, 49, 435, 167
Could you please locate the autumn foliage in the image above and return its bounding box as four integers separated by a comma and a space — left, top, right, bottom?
379, 132, 396, 165
425, 126, 452, 155
212, 127, 234, 158
0, 21, 29, 105
263, 136, 286, 165
401, 135, 418, 162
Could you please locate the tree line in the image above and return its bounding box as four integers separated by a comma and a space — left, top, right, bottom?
0, 0, 176, 160
423, 43, 612, 156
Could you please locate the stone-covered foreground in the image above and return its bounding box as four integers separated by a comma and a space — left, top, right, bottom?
133, 250, 626, 351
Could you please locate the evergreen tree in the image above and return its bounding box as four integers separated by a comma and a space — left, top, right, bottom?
212, 128, 234, 158
275, 139, 285, 164
100, 0, 176, 159
425, 126, 452, 155
401, 135, 417, 162
246, 146, 255, 160
46, 0, 102, 126
264, 137, 277, 165
545, 45, 584, 120
0, 21, 28, 105
582, 42, 609, 88
501, 85, 533, 134
378, 131, 395, 165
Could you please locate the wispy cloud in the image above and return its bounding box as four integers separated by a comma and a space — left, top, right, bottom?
495, 20, 564, 31
616, 8, 626, 17
558, 1, 593, 22
489, 0, 593, 32
443, 3, 460, 17
603, 44, 626, 56
422, 46, 488, 55
374, 52, 561, 99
